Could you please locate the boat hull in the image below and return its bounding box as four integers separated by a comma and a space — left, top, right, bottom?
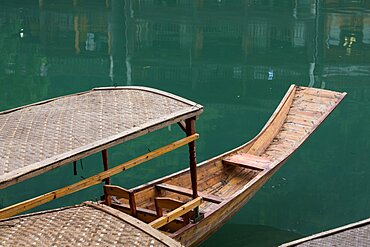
173, 160, 287, 246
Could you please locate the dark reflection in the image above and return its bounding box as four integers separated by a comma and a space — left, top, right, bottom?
1, 0, 370, 246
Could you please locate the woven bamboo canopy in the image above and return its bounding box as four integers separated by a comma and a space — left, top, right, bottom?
281, 217, 370, 246
0, 201, 181, 247
0, 86, 203, 189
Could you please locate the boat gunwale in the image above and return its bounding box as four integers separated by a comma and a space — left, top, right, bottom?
0, 86, 204, 189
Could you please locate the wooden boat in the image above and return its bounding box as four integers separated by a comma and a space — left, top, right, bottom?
0, 85, 346, 246
104, 85, 346, 246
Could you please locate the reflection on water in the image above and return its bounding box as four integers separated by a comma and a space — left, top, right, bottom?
1, 0, 370, 246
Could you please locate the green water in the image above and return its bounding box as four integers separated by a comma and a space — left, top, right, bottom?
1, 0, 370, 246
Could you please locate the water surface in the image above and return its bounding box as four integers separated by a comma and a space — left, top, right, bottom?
1, 1, 370, 246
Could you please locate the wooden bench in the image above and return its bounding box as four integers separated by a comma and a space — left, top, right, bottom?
156, 183, 223, 204
222, 153, 271, 171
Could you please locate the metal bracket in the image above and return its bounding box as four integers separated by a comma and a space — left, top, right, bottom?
191, 211, 204, 223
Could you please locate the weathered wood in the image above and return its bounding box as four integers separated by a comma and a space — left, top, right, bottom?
111, 203, 185, 232
297, 87, 343, 99
104, 185, 131, 200
102, 150, 110, 184
129, 192, 137, 217
249, 85, 296, 155
126, 85, 346, 246
0, 134, 199, 219
155, 197, 185, 217
156, 183, 223, 204
150, 197, 203, 229
186, 118, 198, 199
102, 149, 110, 204
223, 153, 271, 171
177, 121, 187, 133
103, 185, 137, 216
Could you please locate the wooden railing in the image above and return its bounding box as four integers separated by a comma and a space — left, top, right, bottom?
0, 134, 199, 219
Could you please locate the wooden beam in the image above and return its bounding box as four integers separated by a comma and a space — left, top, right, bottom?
0, 134, 199, 219
102, 149, 110, 184
102, 149, 110, 204
149, 197, 203, 229
185, 118, 198, 199
156, 183, 223, 204
177, 121, 186, 133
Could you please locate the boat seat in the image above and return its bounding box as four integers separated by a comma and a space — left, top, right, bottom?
156, 183, 223, 204
104, 185, 137, 217
222, 153, 271, 171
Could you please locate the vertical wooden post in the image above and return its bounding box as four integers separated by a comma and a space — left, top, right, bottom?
102, 149, 110, 185
185, 117, 200, 219
128, 192, 137, 217
102, 149, 110, 205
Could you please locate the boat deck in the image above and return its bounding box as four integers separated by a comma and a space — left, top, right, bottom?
281, 217, 370, 246
0, 202, 181, 247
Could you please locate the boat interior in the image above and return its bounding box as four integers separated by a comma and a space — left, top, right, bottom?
103, 86, 346, 234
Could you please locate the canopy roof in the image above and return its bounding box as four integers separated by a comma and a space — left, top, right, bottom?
0, 202, 181, 247
0, 86, 203, 189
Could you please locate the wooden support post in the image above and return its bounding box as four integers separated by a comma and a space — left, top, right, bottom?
102, 149, 110, 184
185, 117, 200, 220
128, 192, 137, 217
177, 121, 186, 133
102, 149, 110, 204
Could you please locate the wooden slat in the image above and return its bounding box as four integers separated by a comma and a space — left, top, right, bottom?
0, 134, 199, 219
150, 197, 203, 229
297, 87, 342, 99
285, 115, 315, 127
223, 153, 271, 171
156, 183, 223, 204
